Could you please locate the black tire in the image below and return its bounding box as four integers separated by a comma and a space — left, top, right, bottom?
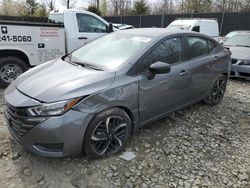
0, 57, 29, 87
204, 74, 227, 106
84, 108, 132, 159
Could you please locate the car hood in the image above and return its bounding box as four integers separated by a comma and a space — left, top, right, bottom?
13, 59, 116, 103
228, 46, 250, 60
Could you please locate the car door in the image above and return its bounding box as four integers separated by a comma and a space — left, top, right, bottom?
138, 36, 190, 123
74, 13, 108, 49
183, 35, 219, 102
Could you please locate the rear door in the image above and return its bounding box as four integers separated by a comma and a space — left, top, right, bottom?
183, 35, 219, 102
138, 36, 190, 123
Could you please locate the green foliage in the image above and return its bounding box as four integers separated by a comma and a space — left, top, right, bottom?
34, 4, 47, 17
87, 5, 101, 16
183, 0, 212, 13
0, 0, 27, 16
132, 0, 149, 15
100, 0, 108, 16
25, 0, 39, 15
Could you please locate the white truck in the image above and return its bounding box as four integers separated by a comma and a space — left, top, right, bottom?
0, 9, 114, 87
166, 18, 219, 38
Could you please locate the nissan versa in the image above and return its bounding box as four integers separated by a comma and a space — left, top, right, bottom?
4, 29, 231, 158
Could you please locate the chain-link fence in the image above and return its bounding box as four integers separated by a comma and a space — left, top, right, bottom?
104, 12, 250, 36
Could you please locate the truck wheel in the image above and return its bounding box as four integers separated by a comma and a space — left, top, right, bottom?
0, 57, 28, 87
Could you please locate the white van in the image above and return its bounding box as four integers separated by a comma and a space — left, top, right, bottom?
166, 18, 219, 37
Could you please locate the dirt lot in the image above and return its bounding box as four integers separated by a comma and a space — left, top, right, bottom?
0, 79, 250, 188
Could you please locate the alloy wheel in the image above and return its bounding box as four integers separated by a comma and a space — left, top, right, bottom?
212, 77, 226, 103
91, 116, 128, 156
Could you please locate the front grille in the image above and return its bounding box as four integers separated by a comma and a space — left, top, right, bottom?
5, 103, 38, 139
231, 59, 238, 64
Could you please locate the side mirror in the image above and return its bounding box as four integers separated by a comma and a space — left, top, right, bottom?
108, 23, 114, 33
149, 62, 171, 74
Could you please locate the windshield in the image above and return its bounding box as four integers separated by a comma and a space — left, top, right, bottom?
69, 33, 152, 70
48, 13, 64, 24
224, 34, 250, 47
166, 25, 191, 31
225, 31, 238, 38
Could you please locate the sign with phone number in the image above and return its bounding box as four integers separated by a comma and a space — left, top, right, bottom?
0, 35, 32, 42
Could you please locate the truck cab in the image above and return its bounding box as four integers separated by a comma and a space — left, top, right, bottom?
0, 9, 113, 87
166, 18, 219, 37
49, 9, 113, 53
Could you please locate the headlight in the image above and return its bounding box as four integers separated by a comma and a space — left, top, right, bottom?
27, 98, 81, 117
240, 60, 250, 66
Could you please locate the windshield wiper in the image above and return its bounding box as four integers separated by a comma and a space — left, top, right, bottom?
71, 61, 103, 71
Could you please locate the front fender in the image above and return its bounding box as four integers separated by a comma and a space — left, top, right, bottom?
73, 76, 139, 130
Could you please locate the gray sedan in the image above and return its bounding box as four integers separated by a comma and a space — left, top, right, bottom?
4, 29, 231, 158
224, 32, 250, 79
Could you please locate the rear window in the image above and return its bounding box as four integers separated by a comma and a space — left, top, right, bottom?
48, 14, 64, 24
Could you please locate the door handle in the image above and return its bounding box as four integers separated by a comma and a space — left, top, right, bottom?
78, 36, 88, 40
179, 70, 187, 76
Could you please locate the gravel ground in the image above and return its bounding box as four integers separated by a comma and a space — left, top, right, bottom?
0, 79, 249, 188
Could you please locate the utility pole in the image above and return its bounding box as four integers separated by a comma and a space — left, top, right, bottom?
67, 0, 69, 9
161, 0, 167, 27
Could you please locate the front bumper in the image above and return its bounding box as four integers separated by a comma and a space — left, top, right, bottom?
4, 87, 93, 157
230, 60, 250, 79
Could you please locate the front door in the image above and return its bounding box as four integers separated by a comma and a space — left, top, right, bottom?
75, 13, 108, 49
138, 36, 190, 123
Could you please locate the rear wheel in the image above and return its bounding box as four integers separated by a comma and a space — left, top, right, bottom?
204, 74, 227, 106
84, 108, 132, 159
0, 57, 28, 87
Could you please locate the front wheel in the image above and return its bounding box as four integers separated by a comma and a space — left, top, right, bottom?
0, 57, 28, 87
204, 74, 227, 106
83, 108, 132, 159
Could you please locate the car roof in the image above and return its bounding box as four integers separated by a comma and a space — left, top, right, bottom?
118, 28, 194, 38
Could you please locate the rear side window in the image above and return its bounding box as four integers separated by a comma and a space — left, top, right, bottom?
48, 14, 64, 24
187, 36, 216, 59
76, 13, 107, 33
192, 26, 200, 32
207, 40, 216, 52
141, 37, 183, 71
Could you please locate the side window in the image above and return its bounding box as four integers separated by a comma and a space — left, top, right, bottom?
187, 36, 212, 59
141, 37, 182, 71
207, 40, 216, 53
76, 13, 107, 33
192, 26, 200, 32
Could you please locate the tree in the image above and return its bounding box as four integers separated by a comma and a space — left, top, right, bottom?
182, 0, 212, 13
60, 0, 77, 9
0, 0, 26, 16
110, 0, 131, 16
34, 4, 47, 16
132, 0, 149, 15
242, 0, 250, 11
25, 0, 39, 15
44, 0, 55, 11
100, 0, 107, 15
87, 5, 101, 15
